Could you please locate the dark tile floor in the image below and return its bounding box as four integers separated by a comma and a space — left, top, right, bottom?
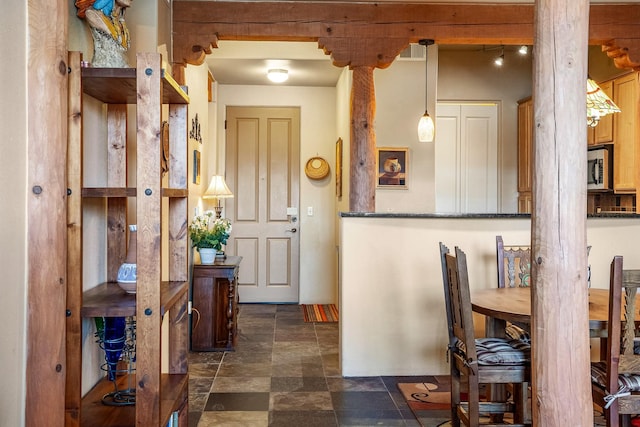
187, 304, 433, 427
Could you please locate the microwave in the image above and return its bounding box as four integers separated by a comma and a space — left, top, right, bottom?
587, 147, 612, 191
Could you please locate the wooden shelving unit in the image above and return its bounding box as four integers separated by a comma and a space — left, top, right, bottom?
66, 52, 190, 427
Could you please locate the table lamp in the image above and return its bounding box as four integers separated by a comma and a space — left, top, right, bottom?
203, 175, 234, 218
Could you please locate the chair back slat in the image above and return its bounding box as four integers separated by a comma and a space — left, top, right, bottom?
620, 271, 640, 366
605, 256, 624, 396
447, 246, 478, 368
439, 243, 456, 349
496, 235, 531, 288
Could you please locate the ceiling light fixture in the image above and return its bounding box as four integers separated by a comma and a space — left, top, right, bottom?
417, 39, 435, 143
494, 47, 505, 66
267, 68, 288, 83
518, 45, 528, 55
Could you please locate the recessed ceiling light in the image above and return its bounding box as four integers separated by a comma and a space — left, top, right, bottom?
267, 69, 288, 83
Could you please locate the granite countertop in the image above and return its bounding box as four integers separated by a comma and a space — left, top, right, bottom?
338, 212, 640, 219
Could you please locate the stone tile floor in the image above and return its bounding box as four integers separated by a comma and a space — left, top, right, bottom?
188, 304, 430, 427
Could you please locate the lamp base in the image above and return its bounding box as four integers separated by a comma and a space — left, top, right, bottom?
214, 205, 223, 219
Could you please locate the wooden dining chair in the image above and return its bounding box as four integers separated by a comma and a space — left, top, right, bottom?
496, 235, 531, 289
440, 242, 531, 427
496, 236, 531, 343
591, 257, 640, 427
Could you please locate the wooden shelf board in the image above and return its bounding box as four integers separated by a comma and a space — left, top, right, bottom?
81, 67, 189, 105
162, 188, 188, 198
81, 188, 188, 198
82, 187, 136, 198
81, 281, 188, 318
80, 373, 188, 427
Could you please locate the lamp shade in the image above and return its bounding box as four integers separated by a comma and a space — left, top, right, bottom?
586, 78, 621, 127
203, 175, 234, 199
418, 111, 435, 142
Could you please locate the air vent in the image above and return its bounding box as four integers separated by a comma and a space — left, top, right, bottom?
397, 43, 426, 61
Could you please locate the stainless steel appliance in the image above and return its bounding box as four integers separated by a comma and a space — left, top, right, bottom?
587, 147, 611, 191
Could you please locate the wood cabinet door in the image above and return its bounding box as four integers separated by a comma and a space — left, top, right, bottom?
613, 73, 639, 193
518, 192, 532, 214
594, 79, 614, 145
517, 98, 533, 193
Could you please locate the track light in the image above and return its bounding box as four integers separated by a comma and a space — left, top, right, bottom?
518, 45, 528, 55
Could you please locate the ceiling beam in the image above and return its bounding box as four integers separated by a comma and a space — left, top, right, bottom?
172, 1, 640, 69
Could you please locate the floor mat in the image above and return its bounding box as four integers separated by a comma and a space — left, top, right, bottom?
398, 382, 451, 410
301, 304, 338, 322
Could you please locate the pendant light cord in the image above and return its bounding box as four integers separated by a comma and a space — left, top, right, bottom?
419, 39, 435, 114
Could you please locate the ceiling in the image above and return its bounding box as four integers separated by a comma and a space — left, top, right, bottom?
205, 41, 523, 87
206, 41, 345, 87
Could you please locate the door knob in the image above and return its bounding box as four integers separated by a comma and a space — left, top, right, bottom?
286, 228, 297, 233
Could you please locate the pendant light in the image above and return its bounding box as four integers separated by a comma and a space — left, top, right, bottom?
586, 77, 621, 127
418, 39, 435, 142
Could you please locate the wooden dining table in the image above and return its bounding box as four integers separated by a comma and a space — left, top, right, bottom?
471, 286, 636, 410
471, 286, 637, 339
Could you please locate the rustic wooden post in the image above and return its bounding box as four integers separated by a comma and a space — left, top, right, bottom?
350, 66, 377, 212
26, 0, 68, 425
531, 0, 592, 425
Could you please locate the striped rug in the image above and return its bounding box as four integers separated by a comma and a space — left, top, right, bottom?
302, 304, 339, 323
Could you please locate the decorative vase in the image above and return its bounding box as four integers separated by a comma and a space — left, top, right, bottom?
117, 225, 137, 293
199, 247, 217, 265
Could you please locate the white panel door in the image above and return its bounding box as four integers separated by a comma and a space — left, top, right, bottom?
225, 106, 300, 302
435, 103, 498, 213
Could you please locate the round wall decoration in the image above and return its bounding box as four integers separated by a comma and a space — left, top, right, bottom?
305, 156, 330, 180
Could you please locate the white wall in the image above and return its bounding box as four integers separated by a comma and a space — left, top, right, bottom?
375, 54, 437, 213
216, 84, 338, 303
0, 2, 27, 425
335, 69, 352, 301
437, 47, 533, 213
184, 63, 212, 262
339, 215, 640, 376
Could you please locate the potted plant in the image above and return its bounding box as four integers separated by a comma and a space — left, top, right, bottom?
188, 211, 232, 264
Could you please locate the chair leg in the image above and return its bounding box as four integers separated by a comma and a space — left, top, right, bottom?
512, 382, 530, 425
468, 375, 480, 427
619, 413, 630, 427
451, 368, 462, 427
606, 403, 620, 427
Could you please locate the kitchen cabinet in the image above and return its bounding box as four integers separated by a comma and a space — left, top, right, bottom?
588, 79, 614, 146
191, 257, 242, 351
517, 97, 533, 213
519, 74, 639, 213
613, 72, 639, 193
66, 52, 190, 426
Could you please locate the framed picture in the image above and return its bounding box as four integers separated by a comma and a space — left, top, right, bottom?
376, 147, 408, 188
336, 137, 343, 198
193, 150, 201, 184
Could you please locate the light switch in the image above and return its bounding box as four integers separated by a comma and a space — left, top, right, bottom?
307, 206, 314, 216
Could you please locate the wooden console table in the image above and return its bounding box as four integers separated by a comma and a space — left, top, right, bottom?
191, 256, 242, 351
